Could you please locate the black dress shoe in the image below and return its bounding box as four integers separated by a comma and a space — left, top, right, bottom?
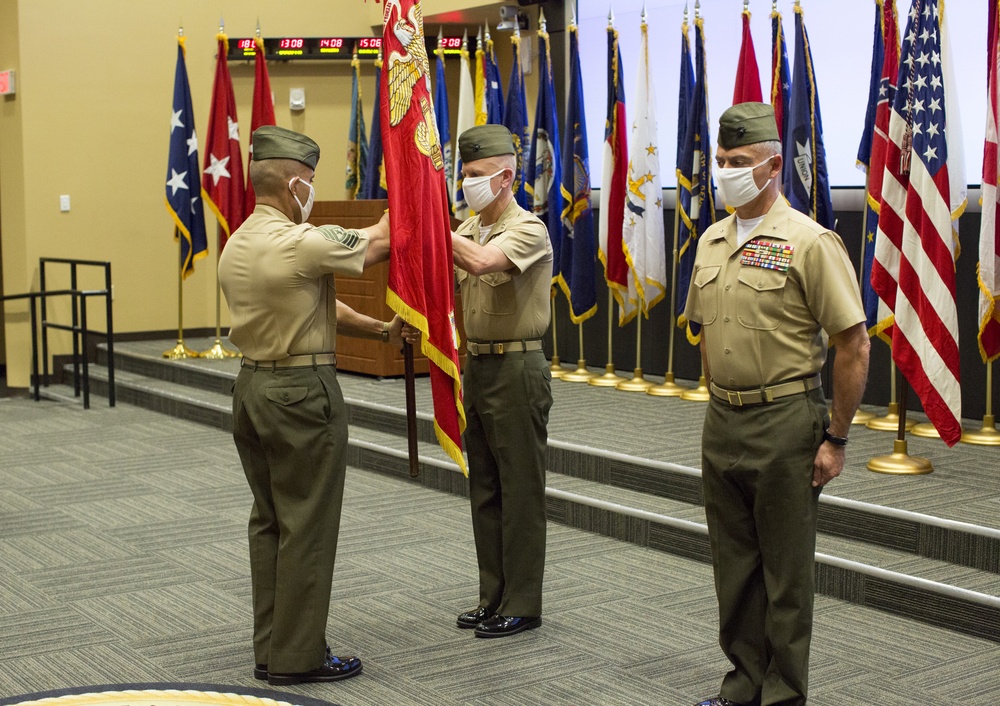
253, 664, 267, 680
694, 697, 745, 706
457, 606, 495, 629
266, 653, 362, 685
473, 614, 541, 638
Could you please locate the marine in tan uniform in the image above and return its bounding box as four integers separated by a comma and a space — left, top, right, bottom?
218, 125, 397, 686
683, 104, 870, 706
450, 125, 554, 638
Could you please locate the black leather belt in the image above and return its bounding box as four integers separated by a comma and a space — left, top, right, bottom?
466, 339, 543, 356
240, 353, 337, 370
710, 374, 822, 407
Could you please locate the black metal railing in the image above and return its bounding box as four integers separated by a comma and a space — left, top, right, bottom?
0, 258, 115, 409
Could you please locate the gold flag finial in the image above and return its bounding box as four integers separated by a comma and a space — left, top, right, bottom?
219, 17, 224, 34
744, 0, 750, 10
695, 0, 701, 20
608, 5, 614, 28
255, 20, 261, 39
539, 7, 547, 33
484, 22, 491, 43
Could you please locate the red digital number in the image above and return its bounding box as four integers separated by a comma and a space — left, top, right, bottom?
321, 38, 343, 49
238, 39, 254, 50
279, 38, 304, 49
444, 37, 462, 48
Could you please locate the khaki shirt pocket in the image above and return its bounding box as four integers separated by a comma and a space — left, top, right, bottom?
737, 269, 786, 330
691, 265, 722, 325
264, 386, 309, 406
480, 270, 515, 315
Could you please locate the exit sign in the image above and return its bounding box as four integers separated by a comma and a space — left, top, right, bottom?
0, 70, 15, 95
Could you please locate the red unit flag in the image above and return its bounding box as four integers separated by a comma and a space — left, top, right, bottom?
733, 8, 763, 104
202, 31, 245, 250
980, 0, 1000, 362
245, 35, 275, 218
380, 0, 466, 472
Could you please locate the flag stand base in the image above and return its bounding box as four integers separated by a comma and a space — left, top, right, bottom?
588, 363, 627, 387
680, 376, 710, 402
647, 371, 687, 397
961, 415, 1000, 446
865, 402, 916, 431
549, 355, 566, 380
910, 422, 941, 439
199, 339, 240, 359
851, 409, 876, 424
867, 439, 933, 475
561, 360, 595, 382
163, 341, 199, 360
617, 368, 653, 392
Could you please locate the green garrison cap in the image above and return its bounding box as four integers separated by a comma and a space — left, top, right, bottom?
458, 125, 515, 164
251, 125, 321, 169
717, 102, 780, 149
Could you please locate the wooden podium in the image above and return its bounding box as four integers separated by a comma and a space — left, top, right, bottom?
311, 200, 466, 377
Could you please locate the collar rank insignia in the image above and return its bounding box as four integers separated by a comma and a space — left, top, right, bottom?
740, 239, 794, 273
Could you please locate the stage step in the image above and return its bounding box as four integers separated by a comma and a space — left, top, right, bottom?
43, 340, 1000, 644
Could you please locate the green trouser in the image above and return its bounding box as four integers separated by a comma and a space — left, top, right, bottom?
231, 363, 347, 674
463, 349, 552, 617
702, 387, 827, 706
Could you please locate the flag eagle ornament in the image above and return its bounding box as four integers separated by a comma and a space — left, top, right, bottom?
871, 0, 966, 446
380, 0, 466, 472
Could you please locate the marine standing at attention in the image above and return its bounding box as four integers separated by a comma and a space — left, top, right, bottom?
219, 125, 398, 685
683, 103, 870, 706
449, 124, 554, 638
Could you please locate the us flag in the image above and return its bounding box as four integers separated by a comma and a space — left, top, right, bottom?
871, 0, 966, 446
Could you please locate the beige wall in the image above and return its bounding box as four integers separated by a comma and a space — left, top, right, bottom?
0, 0, 540, 386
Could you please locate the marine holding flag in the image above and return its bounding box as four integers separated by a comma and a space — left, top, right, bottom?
450, 124, 554, 639
685, 103, 870, 706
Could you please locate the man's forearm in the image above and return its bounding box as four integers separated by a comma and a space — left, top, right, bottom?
336, 299, 387, 340
828, 324, 871, 437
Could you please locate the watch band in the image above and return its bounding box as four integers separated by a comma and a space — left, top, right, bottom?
380, 321, 390, 343
823, 429, 848, 447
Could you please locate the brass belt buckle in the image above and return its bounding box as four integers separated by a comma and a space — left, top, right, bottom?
495, 342, 504, 354
727, 390, 742, 406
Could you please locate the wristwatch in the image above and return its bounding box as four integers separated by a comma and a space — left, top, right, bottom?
380, 321, 390, 343
823, 429, 848, 447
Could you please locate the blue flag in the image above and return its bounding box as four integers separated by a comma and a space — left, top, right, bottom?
782, 4, 834, 229
345, 55, 368, 199
771, 9, 791, 145
525, 23, 562, 283
164, 37, 208, 279
557, 23, 597, 324
675, 16, 716, 345
857, 0, 885, 333
502, 31, 530, 210
361, 56, 387, 200
433, 44, 454, 206
485, 34, 505, 125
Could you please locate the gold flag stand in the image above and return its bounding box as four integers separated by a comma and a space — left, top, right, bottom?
617, 315, 653, 391
649, 198, 688, 397
164, 234, 199, 359
680, 364, 711, 402
866, 361, 916, 431
200, 244, 239, 359
562, 322, 596, 382
868, 377, 932, 474
962, 361, 1000, 445
589, 292, 627, 387
549, 296, 565, 379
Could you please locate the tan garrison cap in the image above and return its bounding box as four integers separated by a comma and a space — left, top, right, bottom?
718, 102, 780, 149
459, 125, 515, 164
251, 126, 321, 169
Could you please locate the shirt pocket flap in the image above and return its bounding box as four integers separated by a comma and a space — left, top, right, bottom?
693, 265, 721, 288
265, 386, 309, 406
737, 269, 787, 292
481, 271, 513, 288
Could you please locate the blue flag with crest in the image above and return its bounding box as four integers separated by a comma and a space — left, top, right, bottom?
502, 31, 530, 210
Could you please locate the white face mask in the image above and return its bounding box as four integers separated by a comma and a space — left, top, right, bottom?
715, 157, 774, 208
289, 176, 315, 223
463, 169, 506, 212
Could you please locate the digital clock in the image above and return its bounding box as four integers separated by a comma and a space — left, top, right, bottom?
225, 36, 448, 61
439, 36, 466, 55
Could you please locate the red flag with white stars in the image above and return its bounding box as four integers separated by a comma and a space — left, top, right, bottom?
203, 32, 245, 250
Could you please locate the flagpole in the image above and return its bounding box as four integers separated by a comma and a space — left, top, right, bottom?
868, 371, 933, 475
617, 315, 653, 391
866, 360, 916, 431
589, 291, 627, 386
648, 191, 687, 396
562, 322, 596, 382
549, 296, 564, 378
164, 232, 199, 359
201, 225, 238, 359
962, 361, 1000, 444
852, 171, 875, 423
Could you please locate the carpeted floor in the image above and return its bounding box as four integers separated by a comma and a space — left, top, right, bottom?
1, 395, 999, 704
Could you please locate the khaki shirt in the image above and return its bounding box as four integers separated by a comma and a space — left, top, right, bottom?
218, 204, 369, 360
683, 197, 864, 388
456, 198, 553, 341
